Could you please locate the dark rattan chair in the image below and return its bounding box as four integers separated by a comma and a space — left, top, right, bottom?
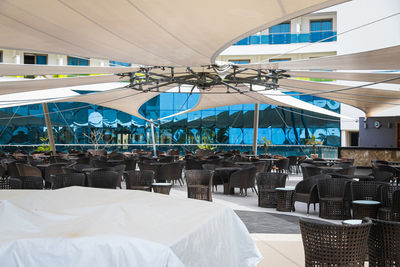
229, 167, 257, 196
50, 173, 86, 189
317, 178, 352, 219
125, 170, 154, 191
378, 185, 400, 220
138, 161, 160, 181
18, 176, 44, 189
159, 162, 184, 185
257, 173, 287, 208
185, 169, 213, 201
16, 163, 42, 177
86, 171, 118, 189
300, 163, 321, 180
351, 181, 380, 201
392, 189, 400, 221
0, 177, 22, 189
287, 156, 298, 174
185, 158, 204, 170
275, 158, 289, 173
123, 158, 137, 171
292, 174, 331, 214
369, 219, 400, 267
300, 218, 371, 267
44, 163, 67, 189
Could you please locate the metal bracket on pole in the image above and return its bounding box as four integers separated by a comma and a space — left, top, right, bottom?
42, 103, 56, 155
150, 119, 157, 157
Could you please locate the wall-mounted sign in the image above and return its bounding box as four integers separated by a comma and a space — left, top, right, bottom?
374, 121, 382, 129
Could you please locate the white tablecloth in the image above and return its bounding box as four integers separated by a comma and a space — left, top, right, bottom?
0, 187, 262, 267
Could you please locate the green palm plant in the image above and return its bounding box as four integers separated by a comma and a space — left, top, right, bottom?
305, 135, 322, 155
261, 137, 273, 156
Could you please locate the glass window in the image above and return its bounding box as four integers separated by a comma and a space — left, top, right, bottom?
228, 59, 250, 64
269, 22, 291, 44
0, 51, 2, 63
310, 20, 334, 42
109, 60, 131, 67
68, 56, 89, 66
24, 54, 47, 65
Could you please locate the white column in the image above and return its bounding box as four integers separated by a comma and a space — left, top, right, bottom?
252, 103, 259, 156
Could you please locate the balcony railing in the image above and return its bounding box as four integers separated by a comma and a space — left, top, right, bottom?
233, 31, 337, 46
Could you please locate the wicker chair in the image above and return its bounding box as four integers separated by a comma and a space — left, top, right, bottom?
125, 170, 154, 191
369, 219, 400, 266
202, 164, 223, 191
15, 163, 42, 177
158, 162, 184, 185
351, 181, 381, 201
287, 156, 298, 174
300, 163, 322, 180
44, 163, 67, 189
185, 169, 213, 201
185, 158, 204, 170
159, 156, 175, 163
123, 158, 137, 171
292, 174, 331, 214
0, 177, 22, 189
6, 161, 21, 177
229, 167, 257, 196
275, 158, 290, 173
257, 173, 287, 208
0, 165, 5, 178
378, 185, 400, 220
86, 171, 118, 189
317, 178, 352, 219
300, 218, 371, 267
138, 161, 160, 181
18, 176, 44, 189
252, 161, 267, 174
109, 164, 126, 188
50, 173, 86, 189
392, 189, 400, 221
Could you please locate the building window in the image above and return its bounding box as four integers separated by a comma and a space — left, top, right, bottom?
310, 19, 335, 42
269, 58, 291, 62
24, 53, 47, 65
109, 60, 131, 67
0, 51, 2, 63
229, 59, 250, 64
67, 56, 89, 66
269, 22, 291, 44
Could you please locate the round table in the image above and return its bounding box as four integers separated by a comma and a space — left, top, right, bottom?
352, 200, 380, 219
275, 187, 295, 212
214, 167, 241, 195
152, 182, 172, 195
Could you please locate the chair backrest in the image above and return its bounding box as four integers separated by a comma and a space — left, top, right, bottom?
6, 161, 20, 177
351, 181, 380, 201
185, 159, 204, 170
287, 156, 298, 166
50, 173, 86, 189
276, 158, 290, 171
202, 164, 218, 171
16, 163, 42, 177
301, 163, 322, 180
123, 158, 137, 171
87, 171, 118, 189
317, 178, 351, 199
159, 156, 175, 163
300, 218, 371, 266
0, 177, 22, 189
125, 170, 154, 189
252, 161, 267, 173
369, 219, 400, 265
393, 190, 400, 221
256, 172, 287, 190
45, 163, 66, 182
380, 185, 400, 208
371, 159, 389, 165
0, 165, 5, 177
159, 162, 183, 181
185, 169, 213, 186
295, 174, 331, 194
19, 176, 44, 189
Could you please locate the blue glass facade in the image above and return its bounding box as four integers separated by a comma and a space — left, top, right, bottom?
0, 93, 341, 151
68, 57, 89, 66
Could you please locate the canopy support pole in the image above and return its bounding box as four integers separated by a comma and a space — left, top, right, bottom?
252, 103, 259, 156
150, 119, 157, 157
42, 103, 56, 155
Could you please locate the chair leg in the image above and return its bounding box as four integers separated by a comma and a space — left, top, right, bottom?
245, 188, 247, 196
314, 203, 316, 211
253, 186, 258, 196
307, 203, 310, 215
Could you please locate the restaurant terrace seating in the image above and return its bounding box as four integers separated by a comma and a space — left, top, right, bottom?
378, 185, 400, 220
317, 178, 352, 219
125, 170, 154, 191
228, 167, 257, 196
257, 173, 287, 208
159, 162, 184, 185
87, 170, 119, 189
369, 219, 400, 266
50, 173, 86, 189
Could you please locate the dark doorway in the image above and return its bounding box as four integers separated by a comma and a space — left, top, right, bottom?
350, 132, 359, 146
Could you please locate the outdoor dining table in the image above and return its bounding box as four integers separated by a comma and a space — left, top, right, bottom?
214, 167, 241, 195
0, 187, 262, 266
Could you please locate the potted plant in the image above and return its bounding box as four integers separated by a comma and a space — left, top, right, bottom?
305, 135, 322, 159
261, 137, 272, 156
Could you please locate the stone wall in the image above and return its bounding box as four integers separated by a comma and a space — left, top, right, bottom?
340, 148, 400, 167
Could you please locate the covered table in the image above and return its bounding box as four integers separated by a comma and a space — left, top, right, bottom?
0, 187, 262, 267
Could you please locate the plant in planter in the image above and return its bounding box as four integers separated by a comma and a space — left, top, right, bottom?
35, 136, 51, 153
83, 129, 113, 150
261, 137, 272, 156
305, 135, 322, 158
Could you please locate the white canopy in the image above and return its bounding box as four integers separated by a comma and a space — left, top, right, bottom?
0, 0, 347, 66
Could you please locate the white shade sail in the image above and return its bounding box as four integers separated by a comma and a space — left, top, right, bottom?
0, 0, 347, 67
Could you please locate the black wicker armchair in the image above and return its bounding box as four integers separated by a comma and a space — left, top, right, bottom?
300, 218, 371, 267
300, 163, 322, 180
86, 171, 118, 189
369, 219, 400, 267
159, 162, 184, 185
257, 173, 287, 208
50, 173, 86, 189
228, 167, 257, 196
125, 170, 154, 191
317, 178, 352, 219
185, 169, 213, 201
292, 174, 331, 214
15, 163, 42, 177
378, 185, 400, 220
0, 177, 22, 189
